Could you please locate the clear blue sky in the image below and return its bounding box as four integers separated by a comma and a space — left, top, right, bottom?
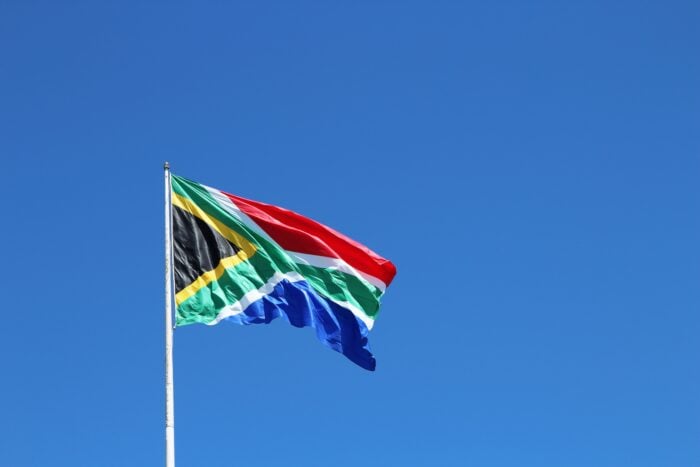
1, 2, 698, 466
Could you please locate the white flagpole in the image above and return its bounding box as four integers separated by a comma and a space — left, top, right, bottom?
164, 162, 175, 467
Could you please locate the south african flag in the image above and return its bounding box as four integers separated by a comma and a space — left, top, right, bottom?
171, 175, 396, 370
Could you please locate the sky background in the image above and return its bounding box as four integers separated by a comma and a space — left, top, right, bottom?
1, 1, 699, 466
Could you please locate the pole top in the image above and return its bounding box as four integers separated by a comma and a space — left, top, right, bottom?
164, 161, 170, 170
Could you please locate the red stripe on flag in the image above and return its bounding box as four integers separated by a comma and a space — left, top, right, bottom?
222, 192, 396, 287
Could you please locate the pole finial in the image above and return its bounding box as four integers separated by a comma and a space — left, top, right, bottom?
164, 161, 170, 170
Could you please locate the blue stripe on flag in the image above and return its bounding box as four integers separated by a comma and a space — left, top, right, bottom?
223, 279, 376, 371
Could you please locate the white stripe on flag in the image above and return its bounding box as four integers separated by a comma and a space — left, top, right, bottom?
285, 251, 386, 292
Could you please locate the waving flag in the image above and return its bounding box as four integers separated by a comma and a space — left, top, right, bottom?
170, 175, 396, 370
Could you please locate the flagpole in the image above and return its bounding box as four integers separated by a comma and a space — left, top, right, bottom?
164, 162, 175, 467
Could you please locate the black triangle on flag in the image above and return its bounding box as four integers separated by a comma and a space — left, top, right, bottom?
172, 205, 241, 294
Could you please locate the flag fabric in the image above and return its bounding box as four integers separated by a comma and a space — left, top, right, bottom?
170, 174, 396, 370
